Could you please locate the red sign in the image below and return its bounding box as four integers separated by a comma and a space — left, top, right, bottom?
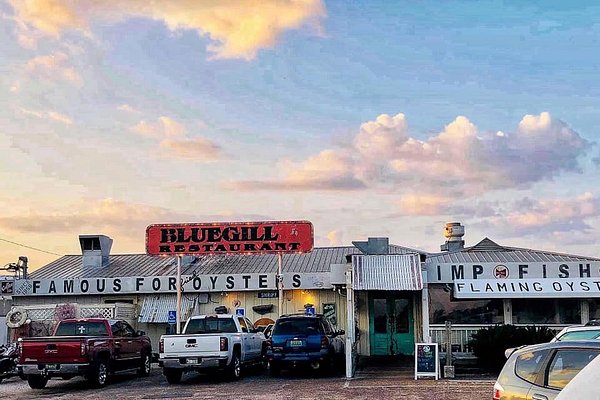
146, 221, 314, 256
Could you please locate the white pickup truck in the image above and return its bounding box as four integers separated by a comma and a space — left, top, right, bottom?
158, 314, 266, 383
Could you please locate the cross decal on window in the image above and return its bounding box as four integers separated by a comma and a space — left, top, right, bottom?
77, 325, 87, 334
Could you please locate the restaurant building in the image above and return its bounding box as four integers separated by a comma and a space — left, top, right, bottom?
4, 223, 600, 372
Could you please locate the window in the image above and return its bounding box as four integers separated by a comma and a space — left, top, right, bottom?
546, 349, 600, 390
185, 317, 237, 334
429, 284, 503, 324
274, 318, 323, 335
56, 321, 109, 336
238, 318, 248, 333
513, 299, 580, 324
111, 321, 124, 337
121, 321, 136, 337
557, 330, 600, 341
244, 318, 256, 333
515, 349, 550, 384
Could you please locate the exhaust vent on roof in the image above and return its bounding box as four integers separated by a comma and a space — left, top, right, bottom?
440, 222, 465, 252
79, 234, 113, 268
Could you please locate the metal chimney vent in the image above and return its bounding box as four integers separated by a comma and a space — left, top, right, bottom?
79, 234, 113, 267
440, 222, 465, 252
352, 237, 389, 255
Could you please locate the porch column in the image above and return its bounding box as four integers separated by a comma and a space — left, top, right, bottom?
582, 300, 590, 325
421, 268, 431, 342
345, 264, 355, 379
503, 299, 512, 325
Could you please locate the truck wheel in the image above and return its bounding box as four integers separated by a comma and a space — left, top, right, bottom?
87, 360, 109, 388
138, 352, 151, 377
164, 368, 182, 384
269, 361, 281, 377
27, 375, 49, 389
227, 352, 241, 381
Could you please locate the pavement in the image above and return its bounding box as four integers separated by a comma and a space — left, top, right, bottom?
0, 360, 496, 400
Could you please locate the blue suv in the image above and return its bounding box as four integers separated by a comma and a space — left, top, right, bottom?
265, 314, 345, 376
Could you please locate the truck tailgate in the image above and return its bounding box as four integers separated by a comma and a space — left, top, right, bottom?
20, 337, 88, 364
162, 334, 224, 358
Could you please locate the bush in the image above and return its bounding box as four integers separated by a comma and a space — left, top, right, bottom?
470, 325, 556, 373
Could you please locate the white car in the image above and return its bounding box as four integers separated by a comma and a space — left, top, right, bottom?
551, 325, 600, 342
555, 352, 600, 400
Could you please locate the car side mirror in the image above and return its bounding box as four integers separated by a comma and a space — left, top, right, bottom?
136, 330, 145, 337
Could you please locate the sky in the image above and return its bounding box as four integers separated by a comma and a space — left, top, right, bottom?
2, 0, 600, 272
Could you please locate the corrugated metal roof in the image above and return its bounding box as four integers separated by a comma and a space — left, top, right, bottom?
138, 294, 196, 323
30, 244, 426, 279
353, 254, 423, 290
427, 237, 600, 264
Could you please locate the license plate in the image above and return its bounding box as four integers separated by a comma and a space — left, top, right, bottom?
46, 364, 59, 370
186, 358, 198, 364
289, 340, 303, 347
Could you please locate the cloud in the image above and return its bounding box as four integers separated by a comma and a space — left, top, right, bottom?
25, 52, 83, 85
475, 192, 600, 241
8, 0, 327, 60
117, 104, 141, 114
130, 116, 221, 161
223, 150, 366, 191
19, 107, 73, 125
326, 230, 342, 246
159, 137, 221, 161
227, 112, 590, 197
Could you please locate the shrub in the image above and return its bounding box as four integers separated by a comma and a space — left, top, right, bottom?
469, 325, 556, 373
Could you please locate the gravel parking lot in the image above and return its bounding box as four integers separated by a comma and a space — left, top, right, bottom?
0, 364, 495, 400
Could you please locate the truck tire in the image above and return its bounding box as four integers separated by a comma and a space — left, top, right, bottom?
164, 368, 182, 384
269, 361, 281, 377
27, 375, 49, 389
87, 360, 109, 388
227, 352, 241, 381
138, 352, 151, 377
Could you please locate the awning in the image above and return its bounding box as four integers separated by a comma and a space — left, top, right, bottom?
352, 254, 423, 290
138, 295, 197, 323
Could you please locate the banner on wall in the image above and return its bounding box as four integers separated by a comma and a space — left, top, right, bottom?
12, 272, 332, 296
454, 278, 600, 298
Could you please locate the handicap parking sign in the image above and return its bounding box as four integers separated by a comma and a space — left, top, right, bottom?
168, 310, 177, 324
235, 308, 245, 317
305, 307, 316, 316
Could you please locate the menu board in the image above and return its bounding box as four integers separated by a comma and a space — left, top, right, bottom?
414, 343, 439, 380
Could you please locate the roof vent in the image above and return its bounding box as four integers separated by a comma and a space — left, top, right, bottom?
440, 222, 465, 252
79, 234, 113, 268
352, 237, 389, 255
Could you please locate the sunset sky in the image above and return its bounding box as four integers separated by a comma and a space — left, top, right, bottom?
2, 1, 600, 272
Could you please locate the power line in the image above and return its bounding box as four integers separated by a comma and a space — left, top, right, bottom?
0, 237, 62, 256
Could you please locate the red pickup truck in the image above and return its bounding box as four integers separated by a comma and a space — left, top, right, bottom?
18, 318, 152, 389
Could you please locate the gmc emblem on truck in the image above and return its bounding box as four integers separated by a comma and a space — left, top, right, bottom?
44, 349, 58, 354
184, 344, 198, 348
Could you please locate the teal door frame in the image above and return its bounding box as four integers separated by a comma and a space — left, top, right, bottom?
369, 292, 415, 356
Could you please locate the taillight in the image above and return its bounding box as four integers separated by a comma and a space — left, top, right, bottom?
80, 342, 88, 356
321, 336, 329, 349
492, 382, 503, 400
220, 337, 228, 351
265, 339, 272, 351
159, 338, 164, 353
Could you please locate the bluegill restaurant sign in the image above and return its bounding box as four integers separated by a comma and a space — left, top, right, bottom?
426, 262, 600, 283
12, 272, 331, 296
146, 221, 314, 256
454, 278, 600, 298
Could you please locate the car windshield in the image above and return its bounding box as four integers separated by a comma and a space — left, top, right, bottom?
274, 318, 322, 335
55, 321, 109, 336
185, 317, 238, 334
558, 330, 600, 341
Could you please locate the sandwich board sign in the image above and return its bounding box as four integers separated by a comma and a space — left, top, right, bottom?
414, 343, 439, 380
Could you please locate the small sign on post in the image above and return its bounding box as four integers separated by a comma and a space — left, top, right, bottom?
235, 308, 245, 317
415, 343, 439, 380
305, 306, 316, 316
168, 310, 177, 325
